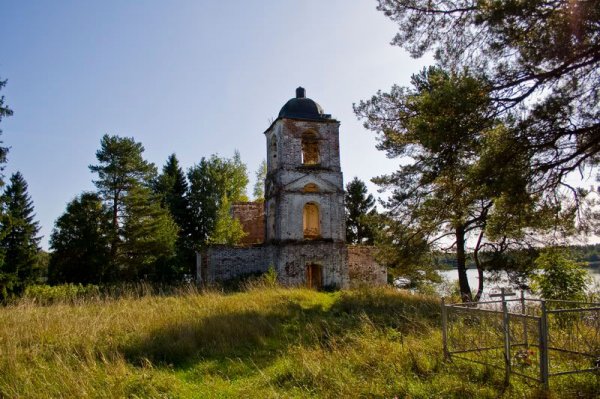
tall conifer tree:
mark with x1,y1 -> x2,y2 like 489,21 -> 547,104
48,193 -> 112,284
154,154 -> 193,273
0,172 -> 41,295
345,177 -> 376,245
120,185 -> 178,281
89,134 -> 156,265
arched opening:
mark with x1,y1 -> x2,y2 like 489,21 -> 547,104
303,202 -> 320,239
305,263 -> 322,289
301,131 -> 319,165
303,183 -> 319,193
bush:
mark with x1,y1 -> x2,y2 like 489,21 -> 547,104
531,249 -> 591,301
23,284 -> 100,305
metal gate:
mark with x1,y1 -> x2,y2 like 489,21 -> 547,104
441,290 -> 600,389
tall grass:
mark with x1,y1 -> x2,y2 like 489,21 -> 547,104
0,286 -> 597,398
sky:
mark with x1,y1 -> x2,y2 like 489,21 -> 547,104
1,0 -> 435,249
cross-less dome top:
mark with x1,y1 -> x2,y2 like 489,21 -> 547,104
278,87 -> 331,121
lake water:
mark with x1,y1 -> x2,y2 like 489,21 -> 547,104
438,268 -> 600,296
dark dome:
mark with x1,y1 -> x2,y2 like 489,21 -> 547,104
278,87 -> 329,120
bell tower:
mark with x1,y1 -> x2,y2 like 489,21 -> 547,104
264,87 -> 348,288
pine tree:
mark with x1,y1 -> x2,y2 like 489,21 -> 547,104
355,67 -> 568,301
0,172 -> 41,296
374,0 -> 600,206
345,177 -> 376,245
48,193 -> 112,284
89,134 -> 156,239
89,134 -> 157,269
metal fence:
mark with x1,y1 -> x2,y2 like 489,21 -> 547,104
441,290 -> 600,389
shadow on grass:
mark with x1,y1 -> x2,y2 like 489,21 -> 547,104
122,288 -> 441,370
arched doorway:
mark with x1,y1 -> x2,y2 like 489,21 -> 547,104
306,263 -> 322,289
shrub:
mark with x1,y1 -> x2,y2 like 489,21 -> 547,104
23,284 -> 100,305
531,249 -> 590,301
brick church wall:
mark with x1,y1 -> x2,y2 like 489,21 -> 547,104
231,202 -> 265,245
347,245 -> 387,287
204,245 -> 271,283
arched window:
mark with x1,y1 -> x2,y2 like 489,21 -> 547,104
301,131 -> 319,165
303,202 -> 320,238
303,183 -> 319,193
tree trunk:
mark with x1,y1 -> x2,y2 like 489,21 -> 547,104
473,229 -> 485,302
455,224 -> 472,302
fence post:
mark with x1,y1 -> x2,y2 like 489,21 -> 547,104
521,290 -> 528,348
501,289 -> 511,386
539,300 -> 550,390
441,297 -> 449,360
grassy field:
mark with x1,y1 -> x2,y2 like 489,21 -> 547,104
0,285 -> 598,398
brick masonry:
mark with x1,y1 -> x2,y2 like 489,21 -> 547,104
347,246 -> 387,287
203,245 -> 271,283
201,90 -> 386,289
231,202 -> 265,245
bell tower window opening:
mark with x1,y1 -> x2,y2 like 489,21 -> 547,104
303,202 -> 320,239
301,131 -> 319,165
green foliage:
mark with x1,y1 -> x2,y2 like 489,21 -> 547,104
376,0 -> 599,207
355,67 -> 504,300
369,212 -> 439,287
0,172 -> 41,298
89,134 -> 157,234
345,177 -> 376,244
356,65 -> 578,301
23,283 -> 100,305
120,185 -> 178,281
187,151 -> 249,247
252,159 -> 267,201
264,265 -> 278,286
153,154 -> 194,275
88,135 -> 180,281
532,249 -> 591,301
48,192 -> 112,284
207,195 -> 246,245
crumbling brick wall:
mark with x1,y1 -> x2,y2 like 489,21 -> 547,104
271,241 -> 349,288
204,246 -> 271,283
231,202 -> 265,245
347,245 -> 387,287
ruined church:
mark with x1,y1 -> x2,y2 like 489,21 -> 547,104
198,88 -> 386,288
